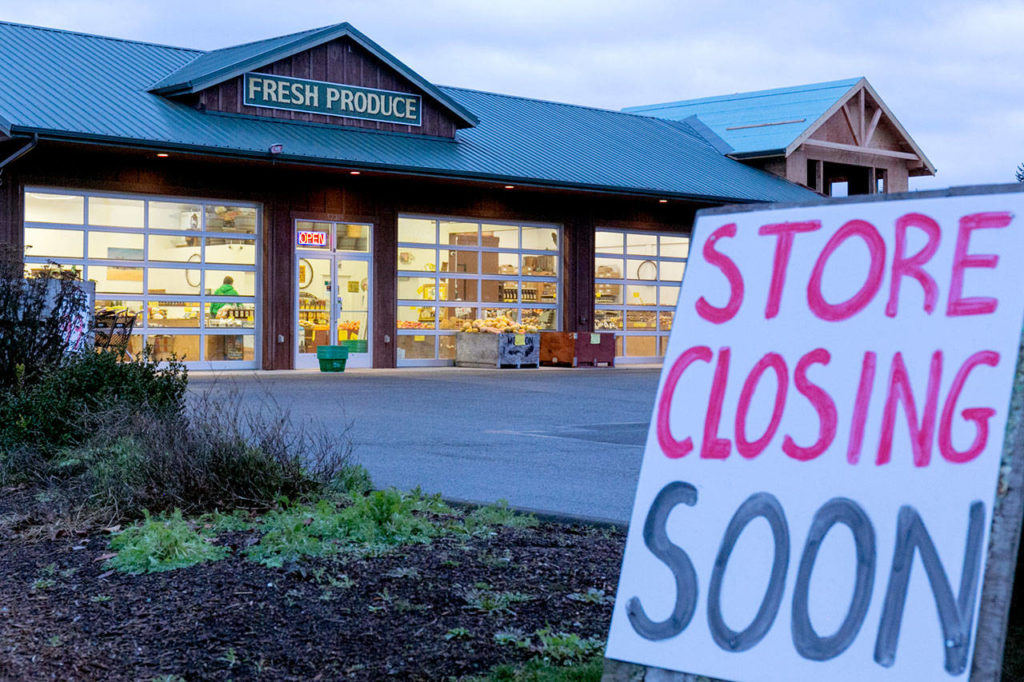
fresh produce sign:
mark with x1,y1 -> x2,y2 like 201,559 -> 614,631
606,186 -> 1024,681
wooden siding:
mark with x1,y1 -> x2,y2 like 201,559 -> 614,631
197,36 -> 460,139
10,142 -> 699,369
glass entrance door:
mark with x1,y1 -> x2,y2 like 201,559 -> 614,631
295,221 -> 372,369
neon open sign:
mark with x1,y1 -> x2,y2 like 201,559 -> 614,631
296,230 -> 327,248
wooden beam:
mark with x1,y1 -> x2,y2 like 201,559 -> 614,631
802,138 -> 921,160
865,108 -> 882,146
859,89 -> 865,144
841,104 -> 861,146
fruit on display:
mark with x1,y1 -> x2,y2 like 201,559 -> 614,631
397,321 -> 432,329
460,317 -> 538,334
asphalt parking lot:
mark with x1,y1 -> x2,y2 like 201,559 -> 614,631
190,366 -> 662,523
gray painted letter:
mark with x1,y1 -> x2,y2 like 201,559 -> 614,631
792,497 -> 876,660
626,481 -> 699,640
707,492 -> 790,652
874,502 -> 985,674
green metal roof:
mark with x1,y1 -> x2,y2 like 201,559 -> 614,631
0,20 -> 817,204
625,79 -> 863,157
149,22 -> 479,128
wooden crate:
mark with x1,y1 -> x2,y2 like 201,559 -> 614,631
540,332 -> 615,367
455,332 -> 540,368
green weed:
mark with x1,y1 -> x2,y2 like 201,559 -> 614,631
461,586 -> 533,614
466,499 -> 538,529
467,656 -> 604,681
106,510 -> 229,574
31,578 -> 56,591
445,627 -> 471,641
566,588 -> 613,605
532,628 -> 605,664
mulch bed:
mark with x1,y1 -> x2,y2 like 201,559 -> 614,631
0,489 -> 625,681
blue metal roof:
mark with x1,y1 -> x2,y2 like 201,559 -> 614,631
0,20 -> 817,204
149,22 -> 478,128
625,79 -> 862,157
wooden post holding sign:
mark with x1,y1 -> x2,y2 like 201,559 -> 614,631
604,185 -> 1024,681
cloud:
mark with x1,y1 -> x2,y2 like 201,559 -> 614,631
0,0 -> 1019,188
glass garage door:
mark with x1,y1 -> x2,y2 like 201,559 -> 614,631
594,229 -> 689,362
23,189 -> 260,369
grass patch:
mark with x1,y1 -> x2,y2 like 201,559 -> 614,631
106,510 -> 230,574
244,489 -> 447,567
462,586 -> 533,614
462,499 -> 538,536
467,655 -> 604,682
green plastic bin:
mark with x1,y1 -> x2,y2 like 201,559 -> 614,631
316,345 -> 349,372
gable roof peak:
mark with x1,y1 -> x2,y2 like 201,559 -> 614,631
148,22 -> 478,128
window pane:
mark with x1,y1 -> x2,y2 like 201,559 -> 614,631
398,306 -> 434,329
522,254 -> 557,277
496,281 -> 519,303
626,284 -> 657,305
441,220 -> 478,247
205,205 -> 257,233
439,335 -> 456,360
336,223 -> 370,252
441,278 -> 478,303
595,258 -> 623,279
482,308 -> 517,324
96,299 -> 143,320
481,252 -> 518,276
480,280 -> 503,303
439,307 -> 475,330
150,334 -> 200,362
627,233 -> 658,256
148,233 -> 201,262
397,276 -> 437,301
398,218 -> 436,244
625,336 -> 658,357
483,224 -> 518,249
149,201 -> 202,230
659,261 -> 685,282
148,300 -> 201,328
660,336 -> 671,357
444,250 -> 478,274
205,238 -> 257,265
89,197 -> 144,228
537,282 -> 558,303
88,232 -> 144,260
25,192 -> 84,225
627,259 -> 658,281
206,334 -> 255,361
206,270 -> 255,297
522,226 -> 558,251
660,311 -> 674,331
595,309 -> 622,330
295,221 -> 331,250
397,248 -> 437,272
397,334 -> 436,360
24,227 -> 83,258
521,308 -> 557,330
595,231 -> 623,255
148,267 -> 200,295
89,265 -> 143,294
660,235 -> 690,259
659,286 -> 680,307
627,310 -> 656,330
595,282 -> 622,304
206,302 -> 255,328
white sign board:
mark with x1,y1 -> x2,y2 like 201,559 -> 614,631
606,186 -> 1024,681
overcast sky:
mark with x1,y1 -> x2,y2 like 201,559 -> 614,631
0,0 -> 1020,191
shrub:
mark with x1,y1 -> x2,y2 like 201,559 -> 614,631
0,246 -> 89,389
106,510 -> 230,574
0,348 -> 187,453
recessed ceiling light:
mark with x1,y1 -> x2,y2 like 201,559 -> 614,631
156,153 -> 169,158
658,199 -> 668,203
504,185 -> 515,189
350,170 -> 361,175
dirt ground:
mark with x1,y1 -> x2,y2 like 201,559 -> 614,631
0,489 -> 625,681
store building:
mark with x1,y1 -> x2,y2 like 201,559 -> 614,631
0,20 -> 826,370
626,78 -> 935,196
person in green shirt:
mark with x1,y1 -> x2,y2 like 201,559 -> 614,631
209,275 -> 239,317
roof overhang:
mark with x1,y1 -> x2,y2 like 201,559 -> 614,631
12,126 -> 778,206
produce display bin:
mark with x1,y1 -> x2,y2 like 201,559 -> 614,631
540,332 -> 615,367
455,332 -> 540,368
315,345 -> 349,372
